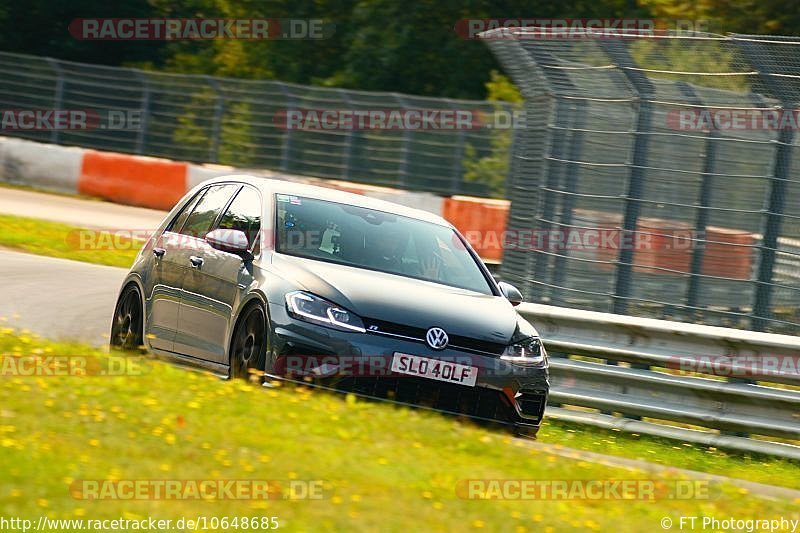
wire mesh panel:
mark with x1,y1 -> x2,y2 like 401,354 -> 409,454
486,29 -> 800,333
0,51 -> 510,197
0,53 -> 61,145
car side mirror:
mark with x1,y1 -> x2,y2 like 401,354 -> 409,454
498,281 -> 523,306
206,229 -> 252,259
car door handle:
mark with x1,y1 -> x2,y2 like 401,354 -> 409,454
189,256 -> 204,269
153,247 -> 166,258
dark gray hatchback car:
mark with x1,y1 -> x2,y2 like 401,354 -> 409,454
111,175 -> 549,435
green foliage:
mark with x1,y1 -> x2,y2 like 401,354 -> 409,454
3,0 -> 798,100
219,100 -> 258,167
629,39 -> 749,92
461,71 -> 522,198
640,0 -> 800,35
171,87 -> 218,161
484,70 -> 525,104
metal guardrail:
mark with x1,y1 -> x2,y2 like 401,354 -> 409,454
517,303 -> 800,460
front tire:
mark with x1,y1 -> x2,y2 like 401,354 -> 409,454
110,284 -> 144,351
514,424 -> 540,439
230,304 -> 267,381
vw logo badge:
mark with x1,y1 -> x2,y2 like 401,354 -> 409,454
426,327 -> 449,350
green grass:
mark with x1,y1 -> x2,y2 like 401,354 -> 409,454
0,331 -> 798,532
0,214 -> 140,268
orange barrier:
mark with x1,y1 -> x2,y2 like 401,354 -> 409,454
78,151 -> 188,210
702,227 -> 754,279
564,210 -> 754,280
575,209 -> 623,267
443,196 -> 509,263
634,218 -> 693,274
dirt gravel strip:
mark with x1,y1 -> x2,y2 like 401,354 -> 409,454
524,441 -> 800,502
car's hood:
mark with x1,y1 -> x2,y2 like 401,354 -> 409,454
272,254 -> 519,343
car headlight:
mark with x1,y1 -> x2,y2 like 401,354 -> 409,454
500,337 -> 547,366
285,291 -> 366,333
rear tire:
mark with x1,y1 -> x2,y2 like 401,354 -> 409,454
230,304 -> 267,381
110,284 -> 144,351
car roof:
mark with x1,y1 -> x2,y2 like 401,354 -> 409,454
203,174 -> 453,228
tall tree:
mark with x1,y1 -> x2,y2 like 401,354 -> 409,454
0,0 -> 167,66
640,0 -> 800,35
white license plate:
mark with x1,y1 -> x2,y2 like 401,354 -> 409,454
391,353 -> 478,387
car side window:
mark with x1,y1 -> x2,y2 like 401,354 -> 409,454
178,184 -> 239,238
217,186 -> 262,249
168,188 -> 207,233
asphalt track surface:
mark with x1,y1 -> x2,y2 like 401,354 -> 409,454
0,187 -> 165,229
1,186 -> 798,502
0,187 -> 162,343
0,250 -> 126,344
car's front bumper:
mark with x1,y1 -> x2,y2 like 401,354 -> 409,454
267,303 -> 549,433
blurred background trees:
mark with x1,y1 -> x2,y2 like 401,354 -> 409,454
3,0 -> 796,100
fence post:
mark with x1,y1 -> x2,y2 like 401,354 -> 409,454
532,96 -> 570,292
45,58 -> 64,145
511,47 -> 589,304
676,82 -> 718,315
498,96 -> 553,296
205,76 -> 225,163
338,88 -> 354,180
278,82 -> 294,173
133,70 -> 151,155
393,93 -> 411,189
445,98 -> 466,195
206,77 -> 224,163
753,125 -> 793,331
481,33 -> 555,293
505,107 -> 521,194
732,36 -> 795,331
599,41 -> 656,315
550,100 -> 587,306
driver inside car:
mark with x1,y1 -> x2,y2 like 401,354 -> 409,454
367,224 -> 409,272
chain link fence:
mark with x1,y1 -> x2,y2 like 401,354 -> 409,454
0,51 -> 511,197
486,29 -> 800,333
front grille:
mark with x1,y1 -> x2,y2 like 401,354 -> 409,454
363,318 -> 506,356
333,377 -> 517,424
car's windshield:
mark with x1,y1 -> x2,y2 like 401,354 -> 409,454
275,194 -> 493,295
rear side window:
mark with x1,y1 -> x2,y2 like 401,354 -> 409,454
217,186 -> 262,248
178,184 -> 239,238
